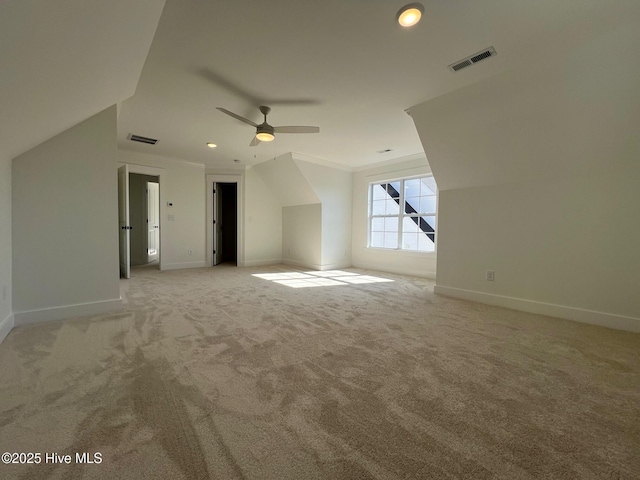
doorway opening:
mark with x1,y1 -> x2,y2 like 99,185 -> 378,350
130,173 -> 160,268
214,182 -> 237,265
206,174 -> 243,268
118,164 -> 164,279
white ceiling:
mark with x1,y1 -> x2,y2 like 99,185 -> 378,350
120,0 -> 622,170
0,0 -> 164,161
4,1 -> 636,171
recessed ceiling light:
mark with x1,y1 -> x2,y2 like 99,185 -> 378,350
206,142 -> 217,148
396,3 -> 424,27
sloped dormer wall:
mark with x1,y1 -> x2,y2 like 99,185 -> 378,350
410,25 -> 640,331
253,153 -> 352,270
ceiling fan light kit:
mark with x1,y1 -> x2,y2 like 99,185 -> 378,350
256,131 -> 274,142
397,3 -> 424,27
217,105 -> 319,146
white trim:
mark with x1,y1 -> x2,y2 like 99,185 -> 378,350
162,261 -> 208,271
238,258 -> 282,267
282,259 -> 351,271
433,285 -> 640,333
291,152 -> 354,172
13,298 -> 122,327
206,174 -> 244,268
354,152 -> 428,172
123,163 -> 165,271
118,149 -> 205,169
352,260 -> 436,280
0,313 -> 14,344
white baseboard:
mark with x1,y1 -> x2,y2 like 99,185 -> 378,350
13,298 -> 123,327
0,313 -> 14,344
282,258 -> 320,270
161,261 -> 207,271
434,285 -> 640,333
238,258 -> 282,267
351,261 -> 436,280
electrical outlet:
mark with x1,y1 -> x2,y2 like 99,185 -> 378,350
486,270 -> 495,281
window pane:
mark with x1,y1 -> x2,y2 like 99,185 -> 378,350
371,217 -> 385,231
384,217 -> 399,232
418,232 -> 435,252
369,176 -> 436,253
419,196 -> 436,214
385,198 -> 399,215
384,232 -> 398,249
372,184 -> 387,200
404,179 -> 421,199
389,181 -> 401,198
371,199 -> 385,215
421,177 -> 437,195
371,232 -> 385,248
422,215 -> 436,231
403,232 -> 419,250
402,216 -> 419,233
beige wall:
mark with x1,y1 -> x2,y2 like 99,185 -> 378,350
12,106 -> 121,324
243,168 -> 282,266
0,153 -> 12,341
410,24 -> 640,331
118,150 -> 206,271
282,204 -> 322,269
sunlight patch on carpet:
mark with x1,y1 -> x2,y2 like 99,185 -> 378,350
252,270 -> 394,288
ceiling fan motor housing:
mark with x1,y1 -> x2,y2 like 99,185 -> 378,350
257,123 -> 274,136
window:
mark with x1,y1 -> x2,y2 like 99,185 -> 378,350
368,175 -> 437,252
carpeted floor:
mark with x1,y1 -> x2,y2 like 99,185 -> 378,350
0,264 -> 638,479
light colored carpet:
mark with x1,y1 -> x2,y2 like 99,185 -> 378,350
0,264 -> 638,479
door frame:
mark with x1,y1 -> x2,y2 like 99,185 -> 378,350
206,174 -> 243,267
122,163 -> 165,270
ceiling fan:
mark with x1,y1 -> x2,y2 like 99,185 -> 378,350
216,105 -> 319,146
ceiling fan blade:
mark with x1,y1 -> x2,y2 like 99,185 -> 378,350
273,126 -> 320,134
249,136 -> 260,147
216,107 -> 258,127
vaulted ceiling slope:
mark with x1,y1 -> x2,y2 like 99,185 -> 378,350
117,0 -> 639,170
0,0 -> 165,161
410,10 -> 640,190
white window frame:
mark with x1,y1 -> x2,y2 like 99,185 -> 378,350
367,175 -> 437,253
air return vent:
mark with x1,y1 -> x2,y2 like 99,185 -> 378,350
128,134 -> 158,145
448,46 -> 497,72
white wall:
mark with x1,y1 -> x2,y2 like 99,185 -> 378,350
351,157 -> 436,279
252,153 -> 319,206
295,157 -> 352,269
0,153 -> 13,342
410,23 -> 640,331
118,150 -> 206,271
243,168 -> 282,266
282,204 -> 322,269
12,106 -> 121,325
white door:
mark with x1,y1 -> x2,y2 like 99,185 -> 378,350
213,184 -> 222,265
147,181 -> 159,262
118,165 -> 131,279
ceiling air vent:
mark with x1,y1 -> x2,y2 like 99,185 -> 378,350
448,46 -> 497,73
128,134 -> 158,145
